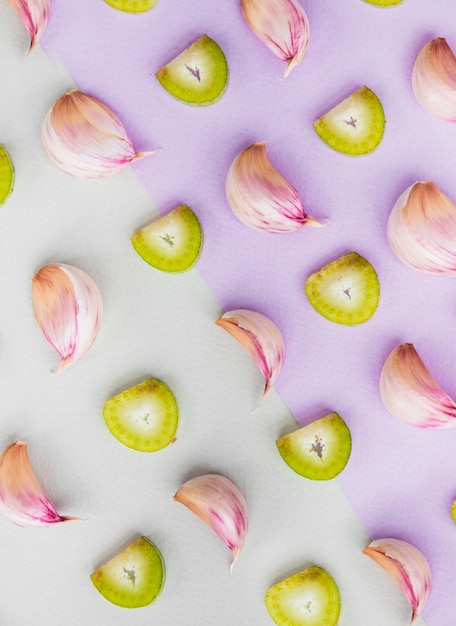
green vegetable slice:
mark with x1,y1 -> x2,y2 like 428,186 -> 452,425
103,378 -> 178,452
90,536 -> 165,608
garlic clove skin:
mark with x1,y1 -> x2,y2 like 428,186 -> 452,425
241,0 -> 310,77
363,538 -> 432,625
6,0 -> 50,53
216,308 -> 285,402
412,37 -> 456,121
42,90 -> 154,178
226,142 -> 321,233
0,441 -> 78,527
32,263 -> 103,372
387,181 -> 456,275
380,343 -> 456,428
174,474 -> 248,573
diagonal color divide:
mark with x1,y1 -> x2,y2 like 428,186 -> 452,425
41,1 -> 456,624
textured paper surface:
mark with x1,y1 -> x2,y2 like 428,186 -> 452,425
40,1 -> 456,624
1,0 -> 455,624
1,4 -> 425,626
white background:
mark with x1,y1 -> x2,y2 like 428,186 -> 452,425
0,4 -> 425,625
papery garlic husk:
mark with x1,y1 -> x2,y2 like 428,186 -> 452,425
226,142 -> 321,233
412,37 -> 456,121
174,474 -> 248,573
42,90 -> 153,178
0,441 -> 78,527
380,343 -> 456,428
241,0 -> 310,77
6,0 -> 50,52
387,181 -> 456,275
32,263 -> 103,372
363,538 -> 432,624
216,308 -> 285,402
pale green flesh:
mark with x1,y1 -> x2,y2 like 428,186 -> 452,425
363,0 -> 403,5
451,501 -> 456,524
265,566 -> 341,626
313,86 -> 385,155
103,379 -> 178,452
277,413 -> 352,480
90,537 -> 165,608
131,205 -> 203,272
305,252 -> 380,325
0,145 -> 14,205
156,34 -> 228,105
103,0 -> 158,13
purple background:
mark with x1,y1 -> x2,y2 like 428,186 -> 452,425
42,1 -> 456,623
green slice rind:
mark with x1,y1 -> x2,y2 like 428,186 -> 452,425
155,34 -> 228,106
313,86 -> 385,156
131,204 -> 203,273
103,378 -> 178,452
277,412 -> 352,481
305,252 -> 380,325
265,566 -> 341,626
363,0 -> 403,5
0,145 -> 14,205
451,500 -> 456,525
90,536 -> 165,608
103,0 -> 158,13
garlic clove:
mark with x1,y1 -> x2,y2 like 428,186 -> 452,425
241,0 -> 310,77
387,181 -> 456,275
380,342 -> 456,428
0,441 -> 78,527
32,263 -> 103,372
226,142 -> 321,233
6,0 -> 50,53
412,37 -> 456,121
42,89 -> 154,178
216,308 -> 285,403
363,538 -> 432,624
174,474 -> 248,573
